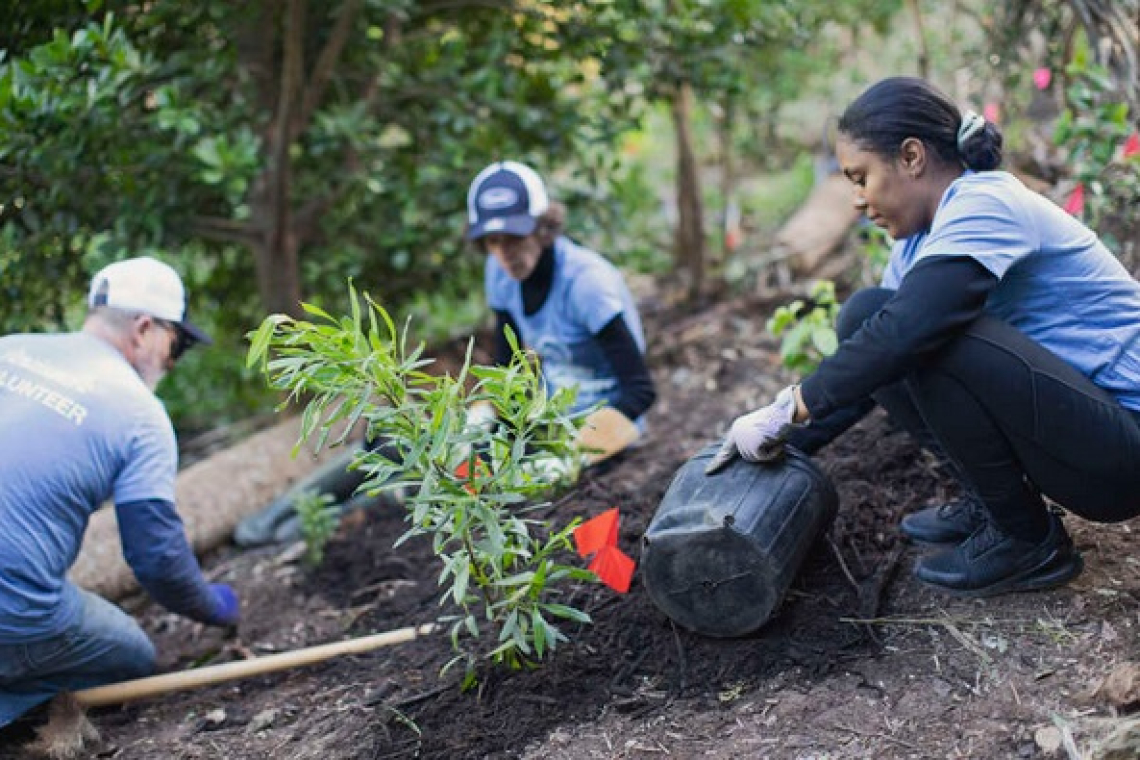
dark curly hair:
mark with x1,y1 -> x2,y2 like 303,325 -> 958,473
838,76 -> 1003,171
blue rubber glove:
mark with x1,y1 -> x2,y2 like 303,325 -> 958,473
208,583 -> 241,626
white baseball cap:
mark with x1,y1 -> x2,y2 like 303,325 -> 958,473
88,257 -> 211,346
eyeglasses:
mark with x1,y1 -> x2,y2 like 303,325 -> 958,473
155,319 -> 189,362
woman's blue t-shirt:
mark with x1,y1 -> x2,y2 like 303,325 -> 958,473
485,236 -> 647,420
882,171 -> 1140,412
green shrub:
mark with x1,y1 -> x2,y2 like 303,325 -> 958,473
857,225 -> 892,284
248,284 -> 596,687
1053,52 -> 1139,247
767,280 -> 839,375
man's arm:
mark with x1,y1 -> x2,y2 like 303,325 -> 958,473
116,498 -> 237,626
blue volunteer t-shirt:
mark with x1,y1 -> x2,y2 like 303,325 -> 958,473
485,236 -> 647,420
881,171 -> 1140,412
0,333 -> 177,642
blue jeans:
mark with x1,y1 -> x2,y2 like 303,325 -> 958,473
0,587 -> 155,727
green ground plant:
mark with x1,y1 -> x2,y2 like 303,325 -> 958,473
767,280 -> 840,374
293,489 -> 339,567
247,285 -> 596,688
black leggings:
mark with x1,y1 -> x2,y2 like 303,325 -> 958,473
800,287 -> 1140,536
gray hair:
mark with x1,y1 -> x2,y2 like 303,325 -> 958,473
88,305 -> 145,335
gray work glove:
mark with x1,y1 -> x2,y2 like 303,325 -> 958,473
705,385 -> 799,475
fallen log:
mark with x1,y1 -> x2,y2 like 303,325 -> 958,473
68,415 -> 353,601
773,173 -> 862,277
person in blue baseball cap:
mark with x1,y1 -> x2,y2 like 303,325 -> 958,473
235,161 -> 660,547
466,161 -> 657,463
0,257 -> 240,729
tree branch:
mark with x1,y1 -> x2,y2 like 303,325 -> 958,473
295,0 -> 365,141
188,215 -> 261,246
293,187 -> 351,245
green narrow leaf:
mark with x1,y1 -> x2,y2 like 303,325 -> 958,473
246,317 -> 279,368
811,327 -> 838,356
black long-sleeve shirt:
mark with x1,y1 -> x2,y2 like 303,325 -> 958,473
801,256 -> 998,420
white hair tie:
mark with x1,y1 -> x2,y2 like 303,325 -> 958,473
957,110 -> 985,150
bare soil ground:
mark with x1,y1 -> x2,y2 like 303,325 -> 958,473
2,279 -> 1138,760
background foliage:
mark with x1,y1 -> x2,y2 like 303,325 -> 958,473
2,0 -> 1136,433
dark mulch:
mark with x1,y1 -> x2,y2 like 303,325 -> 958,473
3,285 -> 1135,760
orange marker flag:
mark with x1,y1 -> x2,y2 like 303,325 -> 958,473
573,507 -> 619,556
454,457 -> 489,495
573,508 -> 635,594
589,546 -> 635,594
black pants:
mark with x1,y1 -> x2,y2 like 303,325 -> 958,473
789,287 -> 1140,538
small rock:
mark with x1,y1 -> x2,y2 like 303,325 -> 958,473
248,709 -> 278,733
1094,662 -> 1140,708
189,708 -> 228,735
1034,726 -> 1062,755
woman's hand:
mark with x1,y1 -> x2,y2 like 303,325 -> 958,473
705,386 -> 799,475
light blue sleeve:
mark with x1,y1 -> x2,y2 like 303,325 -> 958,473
484,256 -> 504,310
570,266 -> 626,335
917,185 -> 1038,279
113,405 -> 177,505
880,239 -> 910,289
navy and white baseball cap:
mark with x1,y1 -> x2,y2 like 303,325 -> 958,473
466,161 -> 550,240
88,257 -> 212,346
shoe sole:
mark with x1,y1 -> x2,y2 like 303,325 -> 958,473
917,551 -> 1084,599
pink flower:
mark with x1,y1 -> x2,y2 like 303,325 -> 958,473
1033,68 -> 1052,90
1124,132 -> 1140,159
983,102 -> 1000,124
1062,183 -> 1085,217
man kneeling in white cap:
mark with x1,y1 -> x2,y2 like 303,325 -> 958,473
0,257 -> 240,729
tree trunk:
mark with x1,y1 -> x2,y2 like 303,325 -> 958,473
262,0 -> 305,317
671,81 -> 705,302
236,0 -> 364,317
907,0 -> 930,79
237,0 -> 303,317
717,94 -> 739,263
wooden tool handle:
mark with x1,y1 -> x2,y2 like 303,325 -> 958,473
74,623 -> 435,708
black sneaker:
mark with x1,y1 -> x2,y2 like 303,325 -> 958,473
900,497 -> 986,544
914,513 -> 1083,598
